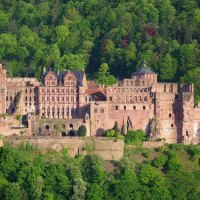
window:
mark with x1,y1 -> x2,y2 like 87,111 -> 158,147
25,97 -> 28,101
133,106 -> 136,110
52,97 -> 54,101
175,94 -> 178,99
30,89 -> 32,93
6,96 -> 8,101
164,84 -> 167,92
52,89 -> 55,93
115,106 -> 118,110
143,106 -> 146,110
169,113 -> 172,117
124,106 -> 126,110
42,97 -> 44,101
57,97 -> 59,101
169,84 -> 173,93
171,124 -> 174,128
109,96 -> 112,101
47,97 -> 49,101
30,97 -> 31,101
10,96 -> 12,101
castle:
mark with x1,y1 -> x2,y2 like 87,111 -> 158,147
1,62 -> 200,144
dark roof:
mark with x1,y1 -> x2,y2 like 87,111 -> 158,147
42,69 -> 85,86
133,61 -> 156,75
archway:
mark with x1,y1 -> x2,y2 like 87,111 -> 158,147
69,123 -> 73,129
68,130 -> 75,136
45,125 -> 49,130
61,131 -> 67,137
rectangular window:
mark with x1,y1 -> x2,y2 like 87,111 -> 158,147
133,106 -> 136,110
124,106 -> 126,110
115,106 -> 118,110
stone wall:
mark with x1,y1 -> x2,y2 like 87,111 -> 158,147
29,116 -> 91,137
5,136 -> 124,160
0,115 -> 28,136
142,141 -> 165,148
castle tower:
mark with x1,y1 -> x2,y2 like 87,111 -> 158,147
0,64 -> 7,114
180,83 -> 195,144
131,60 -> 158,88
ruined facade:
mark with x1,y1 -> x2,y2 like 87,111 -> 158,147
0,62 -> 200,144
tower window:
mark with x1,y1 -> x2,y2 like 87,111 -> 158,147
171,124 -> 174,128
169,113 -> 172,117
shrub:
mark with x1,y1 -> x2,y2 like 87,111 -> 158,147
142,150 -> 150,158
154,155 -> 168,168
125,130 -> 146,143
77,125 -> 87,137
103,129 -> 115,137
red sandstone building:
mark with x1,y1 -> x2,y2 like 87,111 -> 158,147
1,62 -> 200,144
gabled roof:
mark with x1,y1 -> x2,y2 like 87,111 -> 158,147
42,69 -> 85,86
133,61 -> 156,75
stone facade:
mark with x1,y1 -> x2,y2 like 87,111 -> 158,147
0,62 -> 200,144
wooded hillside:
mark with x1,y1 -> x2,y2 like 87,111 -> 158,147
0,0 -> 200,99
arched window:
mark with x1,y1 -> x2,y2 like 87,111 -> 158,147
164,84 -> 167,92
45,125 -> 49,130
169,84 -> 173,93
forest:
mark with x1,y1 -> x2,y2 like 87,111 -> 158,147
1,142 -> 200,200
0,0 -> 200,100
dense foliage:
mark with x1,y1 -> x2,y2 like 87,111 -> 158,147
0,0 -> 200,95
1,144 -> 200,199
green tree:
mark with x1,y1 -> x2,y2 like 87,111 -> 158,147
77,125 -> 87,137
125,130 -> 147,143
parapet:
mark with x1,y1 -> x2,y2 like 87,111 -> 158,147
180,83 -> 194,93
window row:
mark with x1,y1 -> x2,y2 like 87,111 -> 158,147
109,96 -> 148,102
25,96 -> 36,101
42,96 -> 77,102
41,88 -> 77,93
107,87 -> 149,93
45,81 -> 76,86
94,108 -> 105,113
114,105 -> 146,111
25,88 -> 37,93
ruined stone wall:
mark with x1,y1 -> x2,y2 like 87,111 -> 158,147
181,92 -> 195,144
154,92 -> 182,143
107,102 -> 152,134
29,116 -> 91,137
6,78 -> 39,115
0,64 -> 7,114
5,137 -> 124,160
0,115 -> 28,136
90,100 -> 153,136
90,101 -> 109,136
193,105 -> 200,144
